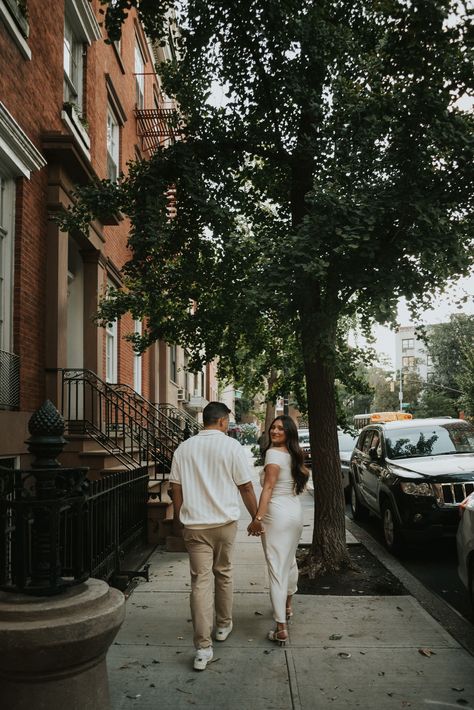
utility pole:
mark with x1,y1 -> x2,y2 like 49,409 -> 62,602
399,367 -> 403,412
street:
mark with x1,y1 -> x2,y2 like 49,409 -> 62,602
345,503 -> 474,626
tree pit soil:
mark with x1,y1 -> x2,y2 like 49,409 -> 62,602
296,543 -> 408,596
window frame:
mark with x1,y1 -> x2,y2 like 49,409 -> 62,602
134,38 -> 145,109
0,171 -> 15,352
106,106 -> 120,182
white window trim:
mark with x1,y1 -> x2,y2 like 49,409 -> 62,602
135,40 -> 145,109
0,101 -> 46,178
106,319 -> 118,383
66,0 -> 102,45
107,107 -> 120,181
0,172 -> 15,352
133,320 -> 142,394
61,107 -> 91,153
0,0 -> 31,59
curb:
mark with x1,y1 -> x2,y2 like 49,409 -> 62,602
345,515 -> 474,657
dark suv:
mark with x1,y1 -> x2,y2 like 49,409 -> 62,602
350,418 -> 474,554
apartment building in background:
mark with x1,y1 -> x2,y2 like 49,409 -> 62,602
0,0 -> 214,473
395,325 -> 435,382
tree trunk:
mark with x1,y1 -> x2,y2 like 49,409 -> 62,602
301,320 -> 351,576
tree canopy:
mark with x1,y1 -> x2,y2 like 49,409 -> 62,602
66,0 -> 474,571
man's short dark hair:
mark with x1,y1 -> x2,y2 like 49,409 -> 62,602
203,401 -> 231,425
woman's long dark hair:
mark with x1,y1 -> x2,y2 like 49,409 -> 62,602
265,415 -> 309,494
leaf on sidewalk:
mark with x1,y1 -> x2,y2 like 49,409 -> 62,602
338,652 -> 351,659
418,648 -> 436,657
329,634 -> 343,640
254,611 -> 263,615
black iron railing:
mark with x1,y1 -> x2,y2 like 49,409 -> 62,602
85,467 -> 149,582
0,349 -> 19,410
58,369 -> 179,482
156,402 -> 202,437
109,383 -> 190,450
0,401 -> 150,595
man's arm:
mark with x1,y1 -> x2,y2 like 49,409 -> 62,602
237,481 -> 263,535
170,482 -> 183,523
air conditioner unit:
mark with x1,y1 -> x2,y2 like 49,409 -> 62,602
177,388 -> 186,402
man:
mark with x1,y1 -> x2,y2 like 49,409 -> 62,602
170,401 -> 263,671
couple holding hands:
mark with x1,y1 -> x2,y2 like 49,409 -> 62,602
170,401 -> 309,671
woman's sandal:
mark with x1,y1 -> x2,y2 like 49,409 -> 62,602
286,607 -> 293,621
268,627 -> 289,646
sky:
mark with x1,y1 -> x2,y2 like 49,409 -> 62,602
366,273 -> 474,368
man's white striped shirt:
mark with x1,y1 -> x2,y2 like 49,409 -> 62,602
169,429 -> 253,528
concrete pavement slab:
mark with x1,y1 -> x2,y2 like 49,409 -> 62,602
108,644 -> 292,710
286,595 -> 459,649
291,647 -> 474,709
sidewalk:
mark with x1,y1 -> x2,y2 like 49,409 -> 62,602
108,492 -> 474,710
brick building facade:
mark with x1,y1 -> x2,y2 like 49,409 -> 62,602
0,0 -> 216,466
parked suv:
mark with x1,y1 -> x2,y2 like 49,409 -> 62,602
350,418 -> 474,554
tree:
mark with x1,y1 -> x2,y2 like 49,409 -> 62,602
63,1 -> 474,574
368,367 -> 399,412
412,390 -> 459,418
426,315 -> 474,412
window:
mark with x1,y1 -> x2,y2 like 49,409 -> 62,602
106,320 -> 117,383
0,172 -> 14,352
402,338 -> 414,350
135,39 -> 145,108
63,12 -> 84,110
107,108 -> 120,181
62,1 -> 101,127
169,344 -> 177,382
0,0 -> 31,59
402,356 -> 415,368
133,320 -> 142,395
361,430 -> 375,454
105,279 -> 118,383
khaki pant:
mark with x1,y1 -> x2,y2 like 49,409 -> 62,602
183,521 -> 238,649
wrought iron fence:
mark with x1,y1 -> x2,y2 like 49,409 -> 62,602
0,466 -> 149,593
0,349 -> 19,410
0,401 -> 150,595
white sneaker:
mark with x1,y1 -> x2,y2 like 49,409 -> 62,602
215,621 -> 233,642
194,646 -> 213,671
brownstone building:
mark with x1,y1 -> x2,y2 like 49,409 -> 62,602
0,0 -> 216,477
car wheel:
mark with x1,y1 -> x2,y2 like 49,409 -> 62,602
381,499 -> 404,555
350,475 -> 369,521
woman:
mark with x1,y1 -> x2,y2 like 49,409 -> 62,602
248,415 -> 309,645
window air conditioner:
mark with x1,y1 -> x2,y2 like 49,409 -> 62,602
177,388 -> 187,402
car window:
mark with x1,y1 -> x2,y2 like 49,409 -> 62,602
361,431 -> 375,453
385,422 -> 474,459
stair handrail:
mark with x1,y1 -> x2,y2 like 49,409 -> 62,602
156,402 -> 202,435
57,368 -> 176,476
108,383 -> 187,445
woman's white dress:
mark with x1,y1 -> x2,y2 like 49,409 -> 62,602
260,448 -> 304,623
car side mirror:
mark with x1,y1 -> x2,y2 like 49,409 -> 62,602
369,447 -> 379,461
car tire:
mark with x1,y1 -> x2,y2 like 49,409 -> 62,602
381,499 -> 404,555
350,474 -> 369,521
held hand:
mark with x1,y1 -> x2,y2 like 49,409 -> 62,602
247,519 -> 264,536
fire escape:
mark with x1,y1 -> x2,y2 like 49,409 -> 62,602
134,104 -> 182,157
